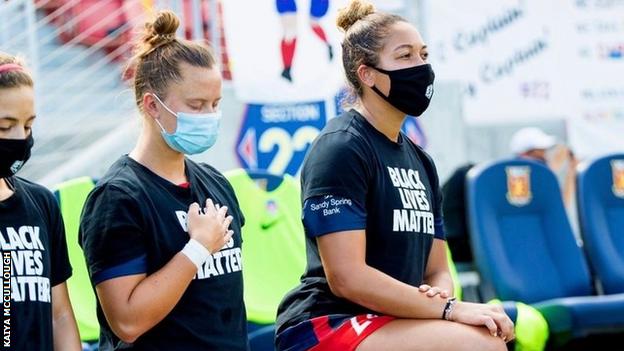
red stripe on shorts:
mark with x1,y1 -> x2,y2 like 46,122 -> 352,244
309,314 -> 394,351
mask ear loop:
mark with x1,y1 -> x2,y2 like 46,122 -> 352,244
368,66 -> 393,101
5,177 -> 15,191
150,94 -> 178,134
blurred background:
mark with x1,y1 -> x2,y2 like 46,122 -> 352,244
3,0 -> 621,187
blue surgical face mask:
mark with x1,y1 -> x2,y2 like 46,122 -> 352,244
152,94 -> 222,155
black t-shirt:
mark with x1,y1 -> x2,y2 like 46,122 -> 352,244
276,109 -> 445,333
0,177 -> 72,351
79,156 -> 248,351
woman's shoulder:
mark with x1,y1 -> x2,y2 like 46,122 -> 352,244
84,168 -> 143,210
320,110 -> 368,142
12,176 -> 57,206
311,119 -> 371,162
95,156 -> 145,194
10,177 -> 61,226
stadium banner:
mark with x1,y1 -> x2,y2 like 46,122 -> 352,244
423,0 -> 567,124
371,0 -> 406,12
560,0 -> 624,157
236,101 -> 326,176
221,0 -> 347,103
424,0 -> 624,156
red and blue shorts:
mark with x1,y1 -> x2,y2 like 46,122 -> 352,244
276,0 -> 330,17
276,314 -> 394,351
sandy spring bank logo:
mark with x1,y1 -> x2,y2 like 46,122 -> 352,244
506,166 -> 532,206
611,160 -> 624,198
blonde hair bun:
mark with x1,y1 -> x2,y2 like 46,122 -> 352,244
150,10 -> 180,37
139,10 -> 180,58
337,0 -> 376,32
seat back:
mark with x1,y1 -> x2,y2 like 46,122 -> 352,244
577,153 -> 624,294
467,159 -> 593,303
225,169 -> 306,325
53,177 -> 99,342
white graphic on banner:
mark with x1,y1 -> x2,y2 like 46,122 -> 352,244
221,0 -> 347,103
425,0 -> 567,123
425,0 -> 624,156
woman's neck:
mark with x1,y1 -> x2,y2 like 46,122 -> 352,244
357,92 -> 405,142
0,178 -> 14,202
129,128 -> 188,185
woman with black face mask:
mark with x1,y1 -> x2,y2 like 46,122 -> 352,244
275,1 -> 514,350
0,52 -> 81,351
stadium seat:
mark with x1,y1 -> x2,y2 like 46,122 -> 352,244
53,177 -> 99,343
577,153 -> 624,295
450,243 -> 549,351
467,159 -> 624,345
225,169 -> 307,351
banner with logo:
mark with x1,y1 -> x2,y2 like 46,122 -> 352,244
223,0 -> 350,174
221,0 -> 347,103
236,101 -> 325,176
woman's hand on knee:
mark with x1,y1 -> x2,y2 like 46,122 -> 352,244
448,301 -> 515,343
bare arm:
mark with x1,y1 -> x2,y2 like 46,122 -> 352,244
318,230 -> 515,340
318,230 -> 448,319
420,239 -> 454,297
95,201 -> 233,343
52,283 -> 81,351
95,253 -> 197,343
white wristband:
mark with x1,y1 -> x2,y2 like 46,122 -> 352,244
181,238 -> 211,270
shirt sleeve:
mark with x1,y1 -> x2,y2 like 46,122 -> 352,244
433,189 -> 446,240
302,195 -> 367,238
79,184 -> 147,285
46,192 -> 73,287
301,131 -> 371,208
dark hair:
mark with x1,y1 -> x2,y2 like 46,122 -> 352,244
0,52 -> 33,89
129,10 -> 217,111
337,0 -> 404,96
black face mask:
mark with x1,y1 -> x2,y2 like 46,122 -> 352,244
371,63 -> 435,117
0,134 -> 34,178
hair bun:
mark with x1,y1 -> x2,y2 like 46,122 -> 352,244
337,0 -> 376,32
140,10 -> 180,58
151,10 -> 179,37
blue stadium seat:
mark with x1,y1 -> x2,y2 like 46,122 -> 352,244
577,153 -> 624,295
467,159 -> 624,344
